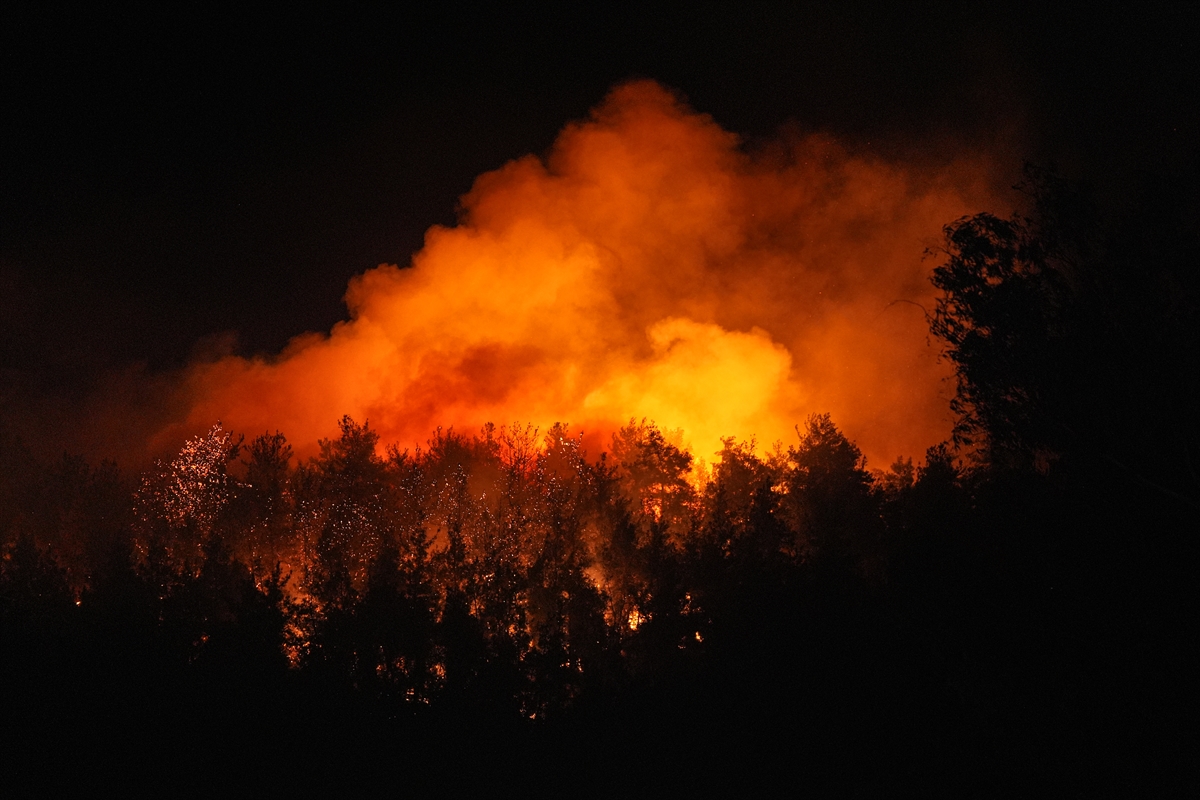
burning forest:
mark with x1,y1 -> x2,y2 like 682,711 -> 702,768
1,47 -> 1196,795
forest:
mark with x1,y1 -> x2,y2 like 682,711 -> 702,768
1,171 -> 1196,793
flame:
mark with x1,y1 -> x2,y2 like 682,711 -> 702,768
158,80 -> 998,465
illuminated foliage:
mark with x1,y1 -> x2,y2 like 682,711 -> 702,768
138,424 -> 241,535
608,419 -> 695,547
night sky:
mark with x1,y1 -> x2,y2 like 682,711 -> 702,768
2,5 -> 1197,452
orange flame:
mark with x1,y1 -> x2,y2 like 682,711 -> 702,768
159,81 -> 998,466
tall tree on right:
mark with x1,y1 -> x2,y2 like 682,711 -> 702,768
930,166 -> 1199,505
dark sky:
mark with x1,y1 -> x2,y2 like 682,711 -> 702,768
2,5 -> 1197,421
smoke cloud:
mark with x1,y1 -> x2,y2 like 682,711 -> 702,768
157,81 -> 998,467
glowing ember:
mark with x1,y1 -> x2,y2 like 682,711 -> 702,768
628,608 -> 646,630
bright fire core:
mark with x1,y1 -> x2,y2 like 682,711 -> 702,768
159,81 -> 997,467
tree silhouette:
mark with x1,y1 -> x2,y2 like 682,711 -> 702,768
930,166 -> 1199,505
226,431 -> 295,579
296,416 -> 394,593
781,414 -> 882,579
930,202 -> 1070,465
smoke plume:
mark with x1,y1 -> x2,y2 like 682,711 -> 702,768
158,81 -> 998,467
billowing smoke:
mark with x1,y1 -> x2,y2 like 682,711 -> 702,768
156,81 -> 998,467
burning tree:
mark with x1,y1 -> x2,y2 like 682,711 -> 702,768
135,424 -> 241,572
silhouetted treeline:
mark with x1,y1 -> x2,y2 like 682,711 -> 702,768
1,169 -> 1195,793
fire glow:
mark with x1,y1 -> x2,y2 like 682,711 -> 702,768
158,81 -> 996,466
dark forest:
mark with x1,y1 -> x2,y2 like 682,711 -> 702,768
2,169 -> 1196,793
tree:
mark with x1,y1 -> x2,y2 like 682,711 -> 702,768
135,424 -> 242,572
780,414 -> 882,578
701,437 -> 790,567
929,201 -> 1070,464
305,416 -> 390,588
930,166 -> 1200,504
608,419 -> 695,547
244,432 -> 292,513
230,431 -> 295,578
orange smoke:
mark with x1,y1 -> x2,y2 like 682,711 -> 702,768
160,81 -> 998,467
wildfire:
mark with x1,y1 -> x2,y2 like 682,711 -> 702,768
156,80 -> 998,467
